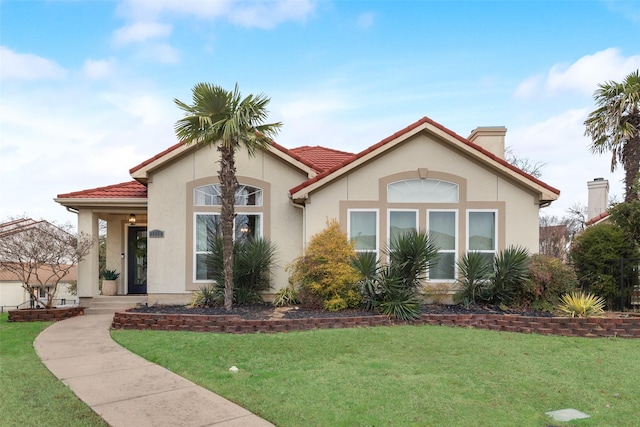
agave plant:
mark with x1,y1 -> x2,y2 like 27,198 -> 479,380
453,251 -> 492,304
206,237 -> 277,305
558,292 -> 606,318
272,286 -> 299,307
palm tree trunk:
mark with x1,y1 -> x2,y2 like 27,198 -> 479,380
622,135 -> 640,202
219,145 -> 238,311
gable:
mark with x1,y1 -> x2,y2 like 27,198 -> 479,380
290,116 -> 560,205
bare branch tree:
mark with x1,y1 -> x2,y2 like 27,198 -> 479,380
0,218 -> 93,308
505,146 -> 546,179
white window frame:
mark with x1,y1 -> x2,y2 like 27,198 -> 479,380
387,209 -> 419,244
427,209 -> 458,281
466,209 -> 498,261
193,212 -> 263,282
348,209 -> 379,255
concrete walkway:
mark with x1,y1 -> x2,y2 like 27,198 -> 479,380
34,313 -> 274,427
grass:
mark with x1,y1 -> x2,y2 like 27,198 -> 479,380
0,313 -> 108,427
111,324 -> 640,427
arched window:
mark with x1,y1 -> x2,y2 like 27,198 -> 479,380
387,179 -> 458,203
194,184 -> 263,206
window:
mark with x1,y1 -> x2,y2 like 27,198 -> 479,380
388,210 -> 417,243
468,210 -> 497,265
428,210 -> 457,280
388,179 -> 458,203
194,184 -> 263,206
349,210 -> 378,253
194,213 -> 262,281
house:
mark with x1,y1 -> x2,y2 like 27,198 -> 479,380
55,116 -> 560,306
0,219 -> 78,309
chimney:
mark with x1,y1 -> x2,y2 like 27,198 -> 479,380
468,126 -> 507,159
587,178 -> 609,220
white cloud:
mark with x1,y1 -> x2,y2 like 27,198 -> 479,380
116,0 -> 316,29
0,46 -> 66,81
509,108 -> 625,218
82,58 -> 116,80
142,43 -> 180,64
515,48 -> 640,99
112,21 -> 172,45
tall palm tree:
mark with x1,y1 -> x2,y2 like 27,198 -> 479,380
174,83 -> 281,310
585,70 -> 640,202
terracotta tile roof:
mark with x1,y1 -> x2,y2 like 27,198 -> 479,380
585,211 -> 609,226
0,263 -> 77,283
290,116 -> 562,197
57,181 -> 147,199
289,146 -> 355,172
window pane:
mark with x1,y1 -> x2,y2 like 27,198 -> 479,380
429,211 -> 455,250
196,215 -> 220,251
195,184 -> 262,206
430,253 -> 455,280
389,211 -> 416,242
388,179 -> 458,203
196,254 -> 212,281
350,211 -> 377,251
469,211 -> 496,250
235,214 -> 261,242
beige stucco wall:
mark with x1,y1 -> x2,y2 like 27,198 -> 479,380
145,146 -> 307,296
304,133 -> 541,258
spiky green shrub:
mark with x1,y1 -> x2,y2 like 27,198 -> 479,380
288,220 -> 361,311
514,254 -> 578,312
189,285 -> 218,307
453,251 -> 492,304
272,286 -> 299,307
207,237 -> 277,305
558,292 -> 606,318
454,246 -> 530,306
352,230 -> 439,320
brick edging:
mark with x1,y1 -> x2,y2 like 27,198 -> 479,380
7,306 -> 85,322
112,311 -> 640,338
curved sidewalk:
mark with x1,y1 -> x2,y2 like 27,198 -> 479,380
34,313 -> 274,427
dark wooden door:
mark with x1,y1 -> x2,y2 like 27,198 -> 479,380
127,226 -> 147,294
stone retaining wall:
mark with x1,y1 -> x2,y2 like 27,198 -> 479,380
112,311 -> 640,338
8,306 -> 85,322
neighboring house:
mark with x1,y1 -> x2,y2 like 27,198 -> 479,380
0,219 -> 78,309
55,116 -> 560,305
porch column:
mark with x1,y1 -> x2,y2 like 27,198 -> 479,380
77,209 -> 100,304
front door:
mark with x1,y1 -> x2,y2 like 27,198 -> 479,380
128,226 -> 147,294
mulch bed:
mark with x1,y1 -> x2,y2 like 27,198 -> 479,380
129,303 -> 554,320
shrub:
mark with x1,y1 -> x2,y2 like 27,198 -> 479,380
288,220 -> 361,311
558,291 -> 606,318
515,254 -> 577,312
272,286 -> 299,307
206,237 -> 277,305
454,246 -> 530,306
189,285 -> 218,307
570,222 -> 639,309
422,283 -> 451,305
352,230 -> 439,320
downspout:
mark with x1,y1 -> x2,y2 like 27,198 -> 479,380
66,207 -> 79,215
289,195 -> 307,255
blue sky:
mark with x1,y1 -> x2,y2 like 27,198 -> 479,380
1,0 -> 639,226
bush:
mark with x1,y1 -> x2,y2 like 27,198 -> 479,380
558,291 -> 606,318
189,285 -> 218,307
515,254 -> 577,312
272,286 -> 299,307
206,237 -> 277,305
352,230 -> 439,320
454,246 -> 530,306
288,219 -> 361,311
570,223 -> 639,309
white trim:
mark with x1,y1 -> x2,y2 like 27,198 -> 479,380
427,209 -> 458,281
347,209 -> 379,254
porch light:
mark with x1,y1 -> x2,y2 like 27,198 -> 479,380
128,214 -> 136,225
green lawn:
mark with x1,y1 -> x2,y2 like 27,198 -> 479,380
0,313 -> 108,427
111,324 -> 640,427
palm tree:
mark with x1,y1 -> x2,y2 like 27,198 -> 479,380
174,83 -> 281,310
585,70 -> 640,202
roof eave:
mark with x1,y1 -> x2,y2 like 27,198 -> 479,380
54,197 -> 148,210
